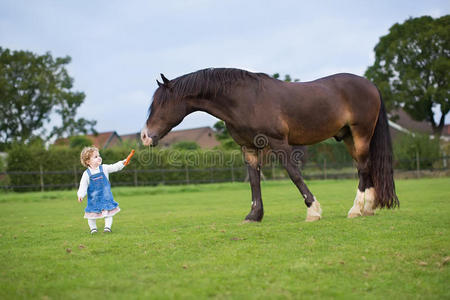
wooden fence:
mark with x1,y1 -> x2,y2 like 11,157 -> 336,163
1,155 -> 448,191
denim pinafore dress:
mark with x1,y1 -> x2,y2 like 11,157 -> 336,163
84,165 -> 120,219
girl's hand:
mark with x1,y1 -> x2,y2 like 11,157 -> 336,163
123,149 -> 135,166
78,196 -> 83,203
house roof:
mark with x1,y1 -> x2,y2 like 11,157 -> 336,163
389,109 -> 431,141
389,109 -> 433,135
54,131 -> 122,149
121,127 -> 220,149
388,109 -> 450,141
159,127 -> 220,148
120,133 -> 140,144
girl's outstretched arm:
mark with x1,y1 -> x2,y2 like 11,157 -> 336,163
103,160 -> 126,175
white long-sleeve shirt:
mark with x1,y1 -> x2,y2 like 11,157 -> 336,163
77,161 -> 125,198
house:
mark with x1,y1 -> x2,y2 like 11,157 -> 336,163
443,124 -> 450,136
388,109 -> 450,141
54,127 -> 220,149
159,127 -> 220,148
54,131 -> 122,149
121,127 -> 220,149
119,132 -> 141,147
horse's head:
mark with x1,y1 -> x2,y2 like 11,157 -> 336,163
141,74 -> 189,146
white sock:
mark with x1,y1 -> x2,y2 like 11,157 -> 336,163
105,216 -> 113,229
88,219 -> 97,230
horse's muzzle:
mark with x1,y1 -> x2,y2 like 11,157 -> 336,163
140,128 -> 158,146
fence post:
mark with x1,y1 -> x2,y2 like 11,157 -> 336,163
134,168 -> 138,186
73,166 -> 78,188
272,163 -> 275,180
210,168 -> 213,183
40,164 -> 44,192
323,158 -> 327,180
231,165 -> 235,182
416,150 -> 421,178
185,166 -> 190,184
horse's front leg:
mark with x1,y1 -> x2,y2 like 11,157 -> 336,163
273,142 -> 322,222
243,150 -> 264,222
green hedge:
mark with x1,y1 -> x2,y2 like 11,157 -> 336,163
101,147 -> 246,186
2,140 -> 364,191
6,145 -> 247,191
6,135 -> 443,191
393,132 -> 441,170
307,139 -> 353,167
7,144 -> 80,190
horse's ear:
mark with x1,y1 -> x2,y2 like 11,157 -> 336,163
156,80 -> 163,87
161,73 -> 170,85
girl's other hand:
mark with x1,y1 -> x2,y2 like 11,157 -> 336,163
78,197 -> 83,203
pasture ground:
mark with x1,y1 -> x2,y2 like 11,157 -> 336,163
0,178 -> 449,299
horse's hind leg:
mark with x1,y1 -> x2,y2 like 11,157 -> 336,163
348,163 -> 372,218
362,187 -> 376,216
343,132 -> 374,218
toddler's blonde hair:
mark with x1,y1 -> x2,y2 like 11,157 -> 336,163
80,146 -> 99,168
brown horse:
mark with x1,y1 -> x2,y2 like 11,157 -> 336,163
141,68 -> 399,222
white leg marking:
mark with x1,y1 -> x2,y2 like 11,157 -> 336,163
306,197 -> 322,222
348,189 -> 364,218
363,187 -> 376,216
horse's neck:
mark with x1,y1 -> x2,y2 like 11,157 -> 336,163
187,96 -> 235,123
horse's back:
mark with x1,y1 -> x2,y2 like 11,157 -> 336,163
288,73 -> 380,118
312,73 -> 378,96
274,73 -> 381,145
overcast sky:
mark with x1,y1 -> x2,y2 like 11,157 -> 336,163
1,0 -> 449,135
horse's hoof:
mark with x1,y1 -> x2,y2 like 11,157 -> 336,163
363,211 -> 375,216
347,213 -> 362,218
245,211 -> 263,222
244,215 -> 262,222
306,200 -> 322,222
242,219 -> 258,224
305,215 -> 320,222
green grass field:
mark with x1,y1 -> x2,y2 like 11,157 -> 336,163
1,178 -> 449,299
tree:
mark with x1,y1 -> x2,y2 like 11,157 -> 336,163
0,47 -> 96,149
69,135 -> 93,149
213,120 -> 239,150
272,73 -> 300,82
365,15 -> 449,135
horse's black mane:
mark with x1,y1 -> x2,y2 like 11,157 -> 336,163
153,68 -> 272,104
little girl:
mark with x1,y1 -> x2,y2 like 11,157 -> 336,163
77,146 -> 128,234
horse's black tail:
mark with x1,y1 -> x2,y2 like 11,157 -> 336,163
369,91 -> 399,209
